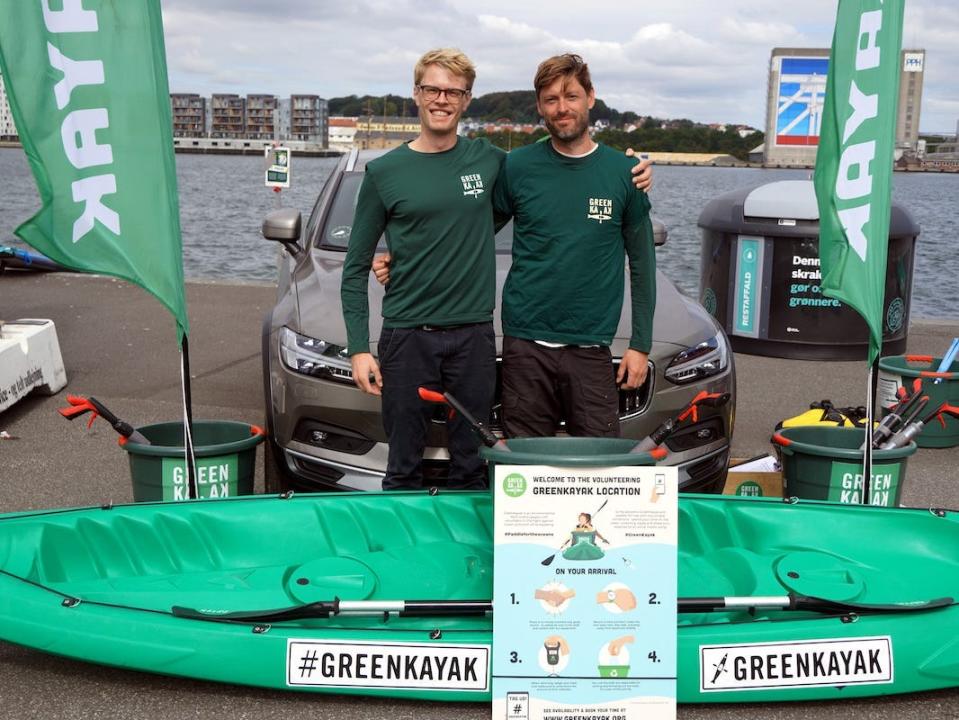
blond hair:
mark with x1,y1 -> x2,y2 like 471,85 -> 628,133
534,53 -> 593,97
414,48 -> 476,90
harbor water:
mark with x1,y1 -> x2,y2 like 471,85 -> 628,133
1,148 -> 956,319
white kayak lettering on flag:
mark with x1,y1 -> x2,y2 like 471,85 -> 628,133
0,0 -> 189,340
813,0 -> 905,365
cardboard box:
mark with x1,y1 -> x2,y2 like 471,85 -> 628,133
723,456 -> 783,498
722,471 -> 784,498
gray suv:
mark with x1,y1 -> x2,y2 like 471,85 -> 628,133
262,148 -> 735,493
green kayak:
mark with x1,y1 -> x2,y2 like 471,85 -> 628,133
562,530 -> 606,561
0,492 -> 956,703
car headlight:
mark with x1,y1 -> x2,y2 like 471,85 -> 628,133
664,333 -> 729,385
279,327 -> 354,384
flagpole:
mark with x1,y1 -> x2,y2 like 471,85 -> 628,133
181,335 -> 198,500
863,360 -> 878,505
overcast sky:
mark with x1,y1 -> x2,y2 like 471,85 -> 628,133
161,1 -> 958,133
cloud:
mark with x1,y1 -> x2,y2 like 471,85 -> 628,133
159,0 -> 959,131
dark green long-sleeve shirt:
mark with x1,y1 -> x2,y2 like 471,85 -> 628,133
341,138 -> 505,355
492,141 -> 656,351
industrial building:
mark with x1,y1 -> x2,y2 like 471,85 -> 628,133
764,47 -> 926,166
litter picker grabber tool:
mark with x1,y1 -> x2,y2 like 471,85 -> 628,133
417,387 -> 505,450
875,395 -> 929,448
58,395 -> 151,445
881,402 -> 959,450
864,377 -> 923,449
540,498 -> 609,567
631,390 -> 731,453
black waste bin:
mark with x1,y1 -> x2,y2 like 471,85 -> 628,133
698,180 -> 919,360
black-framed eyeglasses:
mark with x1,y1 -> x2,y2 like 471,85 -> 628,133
416,84 -> 470,103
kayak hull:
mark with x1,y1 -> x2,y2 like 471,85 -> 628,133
0,492 -> 957,703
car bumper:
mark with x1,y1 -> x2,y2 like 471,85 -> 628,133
273,436 -> 730,494
268,329 -> 735,494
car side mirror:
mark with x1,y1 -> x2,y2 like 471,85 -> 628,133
262,208 -> 303,257
651,218 -> 668,247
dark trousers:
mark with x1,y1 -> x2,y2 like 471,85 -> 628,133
379,323 -> 495,490
501,336 -> 620,438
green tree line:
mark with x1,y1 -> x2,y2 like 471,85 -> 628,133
328,95 -> 418,117
472,126 -> 763,160
329,91 -> 644,125
597,126 -> 764,161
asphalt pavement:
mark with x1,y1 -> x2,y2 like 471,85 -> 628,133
1,272 -> 958,719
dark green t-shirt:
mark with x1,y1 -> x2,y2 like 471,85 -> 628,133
341,137 -> 505,355
493,141 -> 656,351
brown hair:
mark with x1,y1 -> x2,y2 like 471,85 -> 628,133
534,54 -> 593,97
414,48 -> 476,91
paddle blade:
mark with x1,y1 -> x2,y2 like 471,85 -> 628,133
792,594 -> 954,615
172,600 -> 337,623
541,554 -> 556,567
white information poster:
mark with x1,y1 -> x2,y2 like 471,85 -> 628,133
492,464 -> 678,720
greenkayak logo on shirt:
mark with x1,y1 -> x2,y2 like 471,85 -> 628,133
161,454 -> 239,501
587,197 -> 613,224
503,473 -> 528,498
461,173 -> 484,197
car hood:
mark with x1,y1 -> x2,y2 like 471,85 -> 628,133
294,249 -> 719,355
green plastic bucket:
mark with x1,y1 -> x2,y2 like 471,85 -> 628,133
479,437 -> 665,467
772,426 -> 916,507
878,354 -> 959,448
122,421 -> 266,502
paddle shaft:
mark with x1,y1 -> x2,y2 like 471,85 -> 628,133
174,593 -> 954,623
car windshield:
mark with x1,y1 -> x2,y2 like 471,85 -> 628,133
319,172 -> 513,253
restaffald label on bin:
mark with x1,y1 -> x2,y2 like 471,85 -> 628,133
160,454 -> 238,500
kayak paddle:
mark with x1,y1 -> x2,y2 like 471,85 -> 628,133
172,593 -> 954,624
172,598 -> 493,623
59,394 -> 151,445
680,593 -> 954,615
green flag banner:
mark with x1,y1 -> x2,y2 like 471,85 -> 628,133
813,0 -> 904,365
0,0 -> 188,339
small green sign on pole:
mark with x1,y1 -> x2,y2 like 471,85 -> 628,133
265,146 -> 291,188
